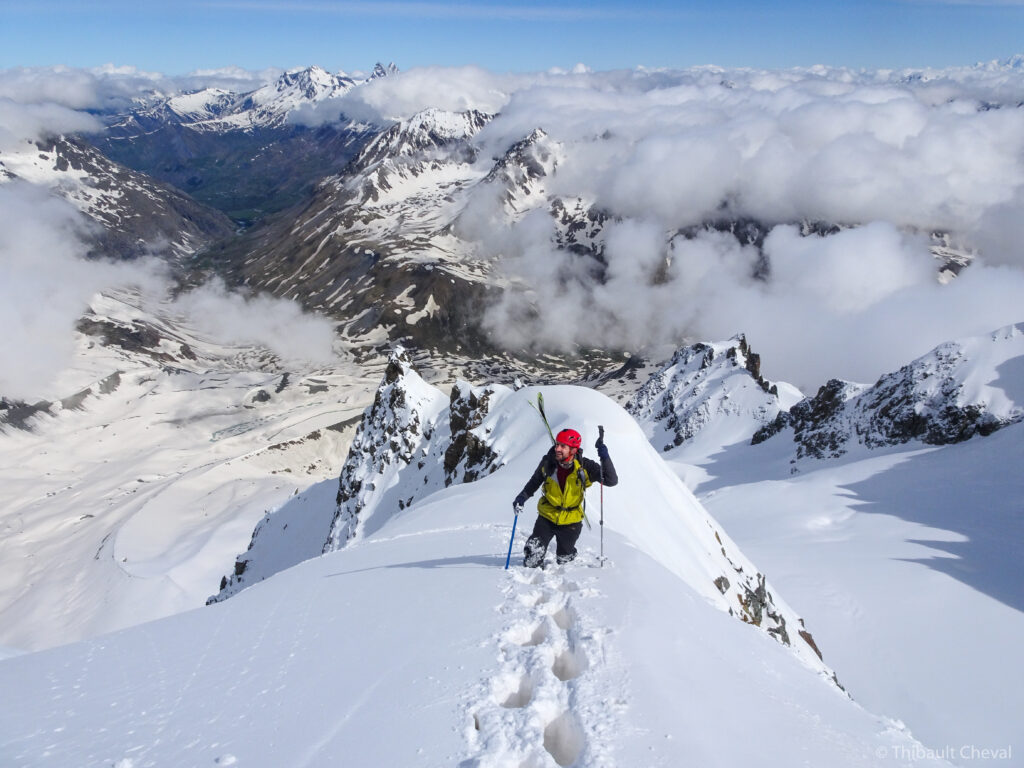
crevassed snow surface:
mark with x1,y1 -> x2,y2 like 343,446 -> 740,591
0,386 -> 951,768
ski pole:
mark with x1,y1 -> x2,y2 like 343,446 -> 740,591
505,506 -> 521,569
598,425 -> 605,567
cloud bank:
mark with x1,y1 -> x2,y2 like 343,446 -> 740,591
0,64 -> 281,115
4,61 -> 1024,392
359,62 -> 1024,389
0,183 -> 154,399
170,278 -> 338,366
0,182 -> 337,400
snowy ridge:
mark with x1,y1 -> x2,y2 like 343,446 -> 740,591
118,65 -> 363,133
1,377 -> 964,768
755,322 -> 1024,459
0,135 -> 233,261
330,365 -> 838,678
220,351 -> 834,678
627,334 -> 803,455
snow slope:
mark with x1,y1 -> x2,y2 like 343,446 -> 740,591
0,386 -> 950,768
692,426 -> 1024,763
0,290 -> 377,651
636,324 -> 1024,764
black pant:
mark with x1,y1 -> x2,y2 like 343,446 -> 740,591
523,516 -> 583,568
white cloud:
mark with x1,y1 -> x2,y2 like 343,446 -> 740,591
0,184 -> 159,399
169,278 -> 337,366
0,64 -> 280,115
0,185 -> 336,401
0,99 -> 103,150
4,61 -> 1024,394
441,63 -> 1024,389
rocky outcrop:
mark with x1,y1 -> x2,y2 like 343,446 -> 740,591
443,381 -> 501,485
627,335 -> 800,452
754,323 -> 1024,459
324,348 -> 447,549
324,349 -> 510,552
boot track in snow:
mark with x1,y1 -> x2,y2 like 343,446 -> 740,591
461,561 -> 621,768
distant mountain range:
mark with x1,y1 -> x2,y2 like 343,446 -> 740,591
92,64 -> 395,223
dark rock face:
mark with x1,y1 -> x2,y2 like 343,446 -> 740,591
753,379 -> 864,458
443,382 -> 500,485
854,354 -> 1004,447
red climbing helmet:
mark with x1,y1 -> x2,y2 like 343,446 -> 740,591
555,428 -> 582,449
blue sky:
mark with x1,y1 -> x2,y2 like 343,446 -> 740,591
1,0 -> 1023,74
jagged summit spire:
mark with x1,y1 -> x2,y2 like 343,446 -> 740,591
371,61 -> 400,79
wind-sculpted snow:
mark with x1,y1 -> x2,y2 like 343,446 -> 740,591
754,323 -> 1024,459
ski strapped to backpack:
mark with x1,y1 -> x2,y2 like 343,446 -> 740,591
529,392 -> 591,530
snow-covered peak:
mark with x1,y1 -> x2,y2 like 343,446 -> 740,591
482,127 -> 562,215
628,335 -> 802,456
216,66 -> 357,129
755,322 -> 1024,460
351,108 -> 491,169
253,65 -> 355,106
125,65 -> 361,133
404,107 -> 490,142
164,87 -> 237,122
340,107 -> 491,199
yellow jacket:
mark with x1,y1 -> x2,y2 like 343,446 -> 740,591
537,458 -> 592,525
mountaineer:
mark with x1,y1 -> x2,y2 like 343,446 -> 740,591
513,427 -> 618,567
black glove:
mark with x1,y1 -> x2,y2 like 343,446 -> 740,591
513,493 -> 526,515
596,426 -> 609,459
